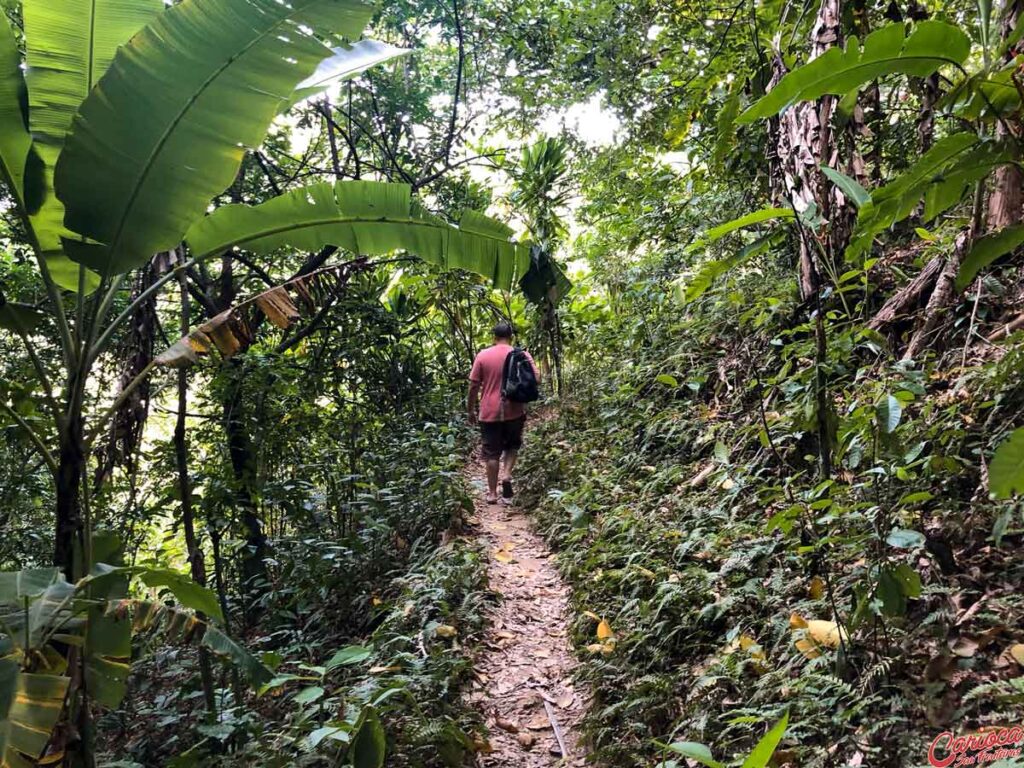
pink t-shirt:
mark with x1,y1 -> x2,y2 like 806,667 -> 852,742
470,343 -> 539,423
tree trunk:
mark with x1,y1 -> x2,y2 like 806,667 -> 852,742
986,1 -> 1024,230
54,410 -> 86,579
221,361 -> 268,612
175,271 -> 217,716
771,0 -> 841,298
903,231 -> 970,360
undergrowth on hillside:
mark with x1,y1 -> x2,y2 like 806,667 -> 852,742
99,420 -> 491,767
519,261 -> 1024,767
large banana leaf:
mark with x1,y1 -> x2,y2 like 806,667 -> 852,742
285,38 -> 412,111
184,181 -> 531,290
740,21 -> 971,123
0,663 -> 69,767
24,0 -> 161,291
0,18 -> 41,217
55,0 -> 376,277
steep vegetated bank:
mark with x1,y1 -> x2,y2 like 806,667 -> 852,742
518,253 -> 1024,766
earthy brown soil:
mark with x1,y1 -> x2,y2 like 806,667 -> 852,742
463,469 -> 588,767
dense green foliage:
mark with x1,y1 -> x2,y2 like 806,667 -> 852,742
5,0 -> 1024,765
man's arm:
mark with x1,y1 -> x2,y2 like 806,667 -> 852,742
467,381 -> 480,424
467,356 -> 481,424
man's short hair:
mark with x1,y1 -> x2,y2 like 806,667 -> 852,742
492,321 -> 514,339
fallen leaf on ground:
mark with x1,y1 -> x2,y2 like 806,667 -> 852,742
597,619 -> 614,640
495,718 -> 519,733
516,732 -> 536,749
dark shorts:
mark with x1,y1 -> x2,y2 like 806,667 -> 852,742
480,416 -> 526,460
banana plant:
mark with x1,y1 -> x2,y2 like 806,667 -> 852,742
0,0 -> 529,588
0,539 -> 270,767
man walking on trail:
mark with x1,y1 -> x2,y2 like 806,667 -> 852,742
468,321 -> 540,505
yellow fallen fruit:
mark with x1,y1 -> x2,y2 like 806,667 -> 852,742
435,624 -> 457,638
808,576 -> 825,600
597,620 -> 614,640
792,617 -> 849,659
1010,643 -> 1024,665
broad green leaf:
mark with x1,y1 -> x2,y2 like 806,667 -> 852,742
285,39 -> 411,110
351,705 -> 386,768
875,395 -> 902,434
847,133 -> 981,260
989,427 -> 1024,499
56,0 -> 376,276
183,181 -> 530,292
307,725 -> 350,748
136,569 -> 222,621
0,16 -> 42,217
820,166 -> 870,208
293,685 -> 325,705
886,528 -> 925,548
24,0 -> 159,291
894,562 -> 922,598
740,21 -> 970,123
956,224 -> 1024,292
680,232 -> 778,303
83,533 -> 131,709
712,81 -> 741,167
923,142 -> 1014,223
0,568 -> 59,604
877,568 -> 906,616
84,565 -> 221,621
0,659 -> 15,757
741,711 -> 789,768
202,626 -> 273,687
325,645 -> 372,670
687,208 -> 794,252
660,741 -> 724,768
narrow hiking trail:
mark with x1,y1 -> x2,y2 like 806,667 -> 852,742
463,469 -> 588,767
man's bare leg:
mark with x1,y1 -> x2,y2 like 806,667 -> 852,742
485,458 -> 500,502
502,450 -> 518,483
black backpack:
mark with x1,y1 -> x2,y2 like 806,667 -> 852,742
501,347 -> 540,403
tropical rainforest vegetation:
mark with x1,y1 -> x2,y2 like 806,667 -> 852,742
2,0 -> 1024,765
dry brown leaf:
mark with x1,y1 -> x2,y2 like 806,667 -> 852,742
255,286 -> 300,329
556,692 -> 574,708
495,718 -> 519,733
516,732 -> 536,749
525,714 -> 551,730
